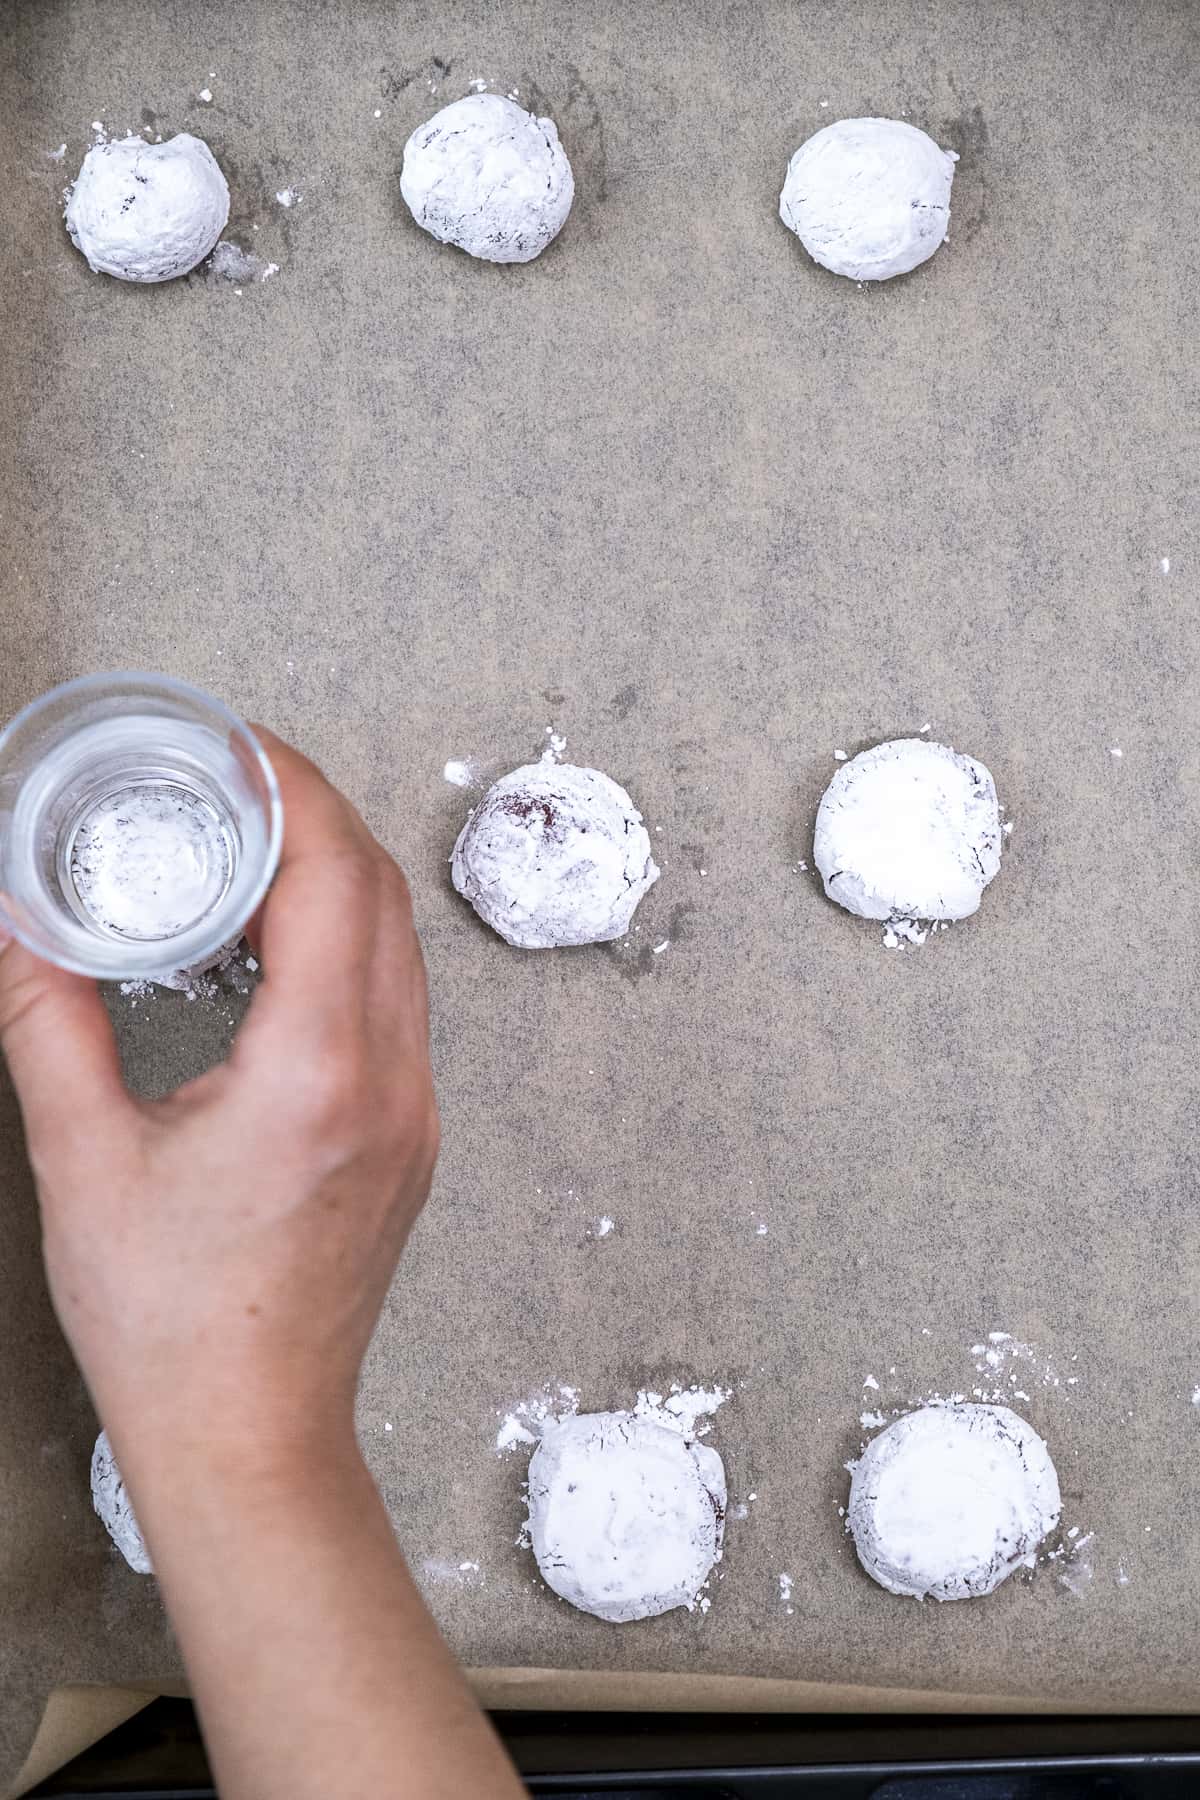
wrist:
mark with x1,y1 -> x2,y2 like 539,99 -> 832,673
101,1395 -> 363,1525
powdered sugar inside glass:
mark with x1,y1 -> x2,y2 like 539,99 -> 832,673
0,673 -> 282,980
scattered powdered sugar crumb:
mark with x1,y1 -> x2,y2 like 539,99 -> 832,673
1160,556 -> 1170,575
634,1384 -> 731,1438
496,1380 -> 727,1457
468,76 -> 488,91
198,87 -> 213,104
47,142 -> 67,161
443,757 -> 478,788
883,917 -> 929,950
275,187 -> 301,207
495,1383 -> 581,1454
862,1374 -> 879,1391
652,939 -> 670,955
860,1410 -> 886,1430
1190,1387 -> 1200,1408
778,1572 -> 795,1614
1116,1562 -> 1131,1587
542,726 -> 567,761
752,1215 -> 769,1236
967,1330 -> 1070,1397
591,1215 -> 616,1239
833,749 -> 848,761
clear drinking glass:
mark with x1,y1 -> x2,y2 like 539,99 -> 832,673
0,672 -> 283,981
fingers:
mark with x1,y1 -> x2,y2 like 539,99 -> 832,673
0,933 -> 133,1150
234,730 -> 425,1066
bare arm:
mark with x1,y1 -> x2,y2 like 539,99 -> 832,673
0,731 -> 525,1800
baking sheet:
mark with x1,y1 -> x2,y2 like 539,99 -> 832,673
3,0 -> 1200,1787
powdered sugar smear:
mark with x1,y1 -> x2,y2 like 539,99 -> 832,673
421,1556 -> 484,1589
443,757 -> 478,788
208,240 -> 278,283
1048,1528 -> 1095,1597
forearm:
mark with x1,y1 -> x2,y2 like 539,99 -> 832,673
122,1427 -> 524,1800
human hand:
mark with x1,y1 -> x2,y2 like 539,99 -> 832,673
0,729 -> 439,1474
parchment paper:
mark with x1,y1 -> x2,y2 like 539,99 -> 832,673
3,0 -> 1200,1787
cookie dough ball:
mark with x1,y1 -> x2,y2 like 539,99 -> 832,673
400,93 -> 574,263
526,1411 -> 726,1621
849,1404 -> 1060,1601
451,762 -> 659,948
91,1430 -> 153,1574
814,738 -> 1001,925
65,133 -> 230,282
779,117 -> 956,281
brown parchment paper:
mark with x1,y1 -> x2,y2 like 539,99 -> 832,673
3,0 -> 1200,1787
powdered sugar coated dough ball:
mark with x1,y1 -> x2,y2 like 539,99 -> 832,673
65,133 -> 230,282
849,1405 -> 1060,1602
400,93 -> 574,263
780,117 -> 957,281
814,738 -> 1001,925
526,1412 -> 726,1622
451,762 -> 658,948
91,1430 -> 153,1574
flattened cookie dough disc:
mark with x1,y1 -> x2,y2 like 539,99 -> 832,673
848,1404 -> 1060,1601
526,1411 -> 726,1621
814,738 -> 1001,926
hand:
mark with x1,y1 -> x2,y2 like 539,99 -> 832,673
0,733 -> 523,1799
0,727 -> 439,1468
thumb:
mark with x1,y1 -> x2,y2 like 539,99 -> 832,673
0,930 -> 132,1150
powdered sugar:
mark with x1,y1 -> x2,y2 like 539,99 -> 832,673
70,783 -> 233,942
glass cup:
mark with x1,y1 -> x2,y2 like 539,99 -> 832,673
0,672 -> 283,981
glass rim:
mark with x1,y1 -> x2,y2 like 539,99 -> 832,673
0,671 -> 284,979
